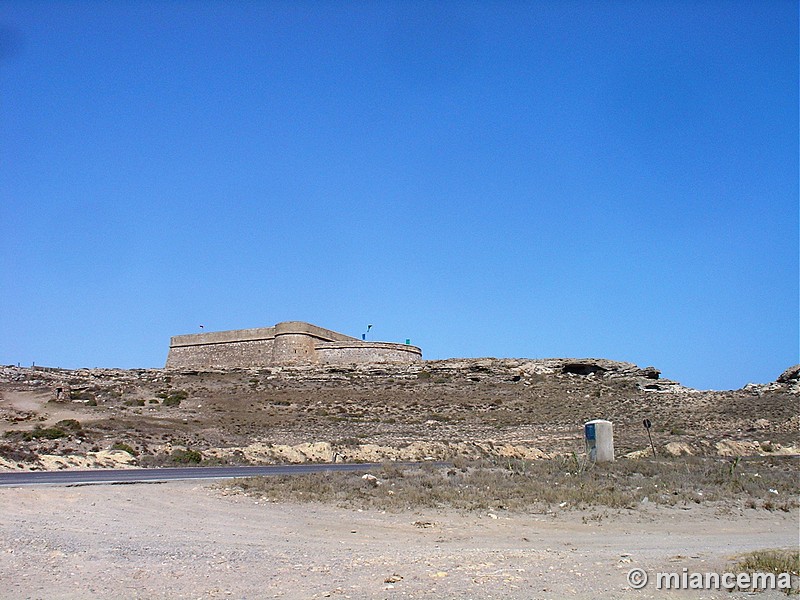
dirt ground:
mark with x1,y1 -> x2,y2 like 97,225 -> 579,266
0,481 -> 796,600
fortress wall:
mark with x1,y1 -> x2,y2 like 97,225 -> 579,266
165,322 -> 421,369
170,327 -> 277,347
316,341 -> 422,365
273,321 -> 358,342
165,338 -> 275,369
169,322 -> 357,349
273,333 -> 318,364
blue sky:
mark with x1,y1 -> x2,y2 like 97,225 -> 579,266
0,1 -> 797,390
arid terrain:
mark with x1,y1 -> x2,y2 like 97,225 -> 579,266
0,359 -> 798,469
0,359 -> 797,599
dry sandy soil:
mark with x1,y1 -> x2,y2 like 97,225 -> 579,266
0,480 -> 797,600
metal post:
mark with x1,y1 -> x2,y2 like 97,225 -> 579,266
643,419 -> 657,457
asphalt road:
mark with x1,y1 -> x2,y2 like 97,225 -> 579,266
0,462 -> 443,487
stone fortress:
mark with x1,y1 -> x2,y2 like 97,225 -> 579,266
165,321 -> 422,369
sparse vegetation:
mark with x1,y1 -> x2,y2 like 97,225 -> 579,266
4,425 -> 76,441
168,448 -> 202,464
54,419 -> 82,432
138,447 -> 203,466
0,361 -> 797,487
158,389 -> 188,407
226,456 -> 800,513
0,444 -> 40,464
110,442 -> 138,456
31,427 -> 67,439
731,549 -> 800,595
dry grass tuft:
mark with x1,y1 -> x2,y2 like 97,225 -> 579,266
731,549 -> 800,595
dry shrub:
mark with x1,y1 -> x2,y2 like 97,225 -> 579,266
0,444 -> 40,464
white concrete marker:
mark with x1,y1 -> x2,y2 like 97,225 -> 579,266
585,419 -> 615,463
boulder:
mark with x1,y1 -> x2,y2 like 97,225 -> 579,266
663,441 -> 694,456
639,366 -> 661,380
777,365 -> 800,383
715,440 -> 759,457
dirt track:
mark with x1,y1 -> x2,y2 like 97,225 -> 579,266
0,481 -> 796,599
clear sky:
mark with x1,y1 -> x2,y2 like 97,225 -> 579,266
0,1 -> 797,390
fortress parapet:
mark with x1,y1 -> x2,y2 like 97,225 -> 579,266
165,321 -> 421,369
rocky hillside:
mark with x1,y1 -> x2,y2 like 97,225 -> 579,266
0,359 -> 797,470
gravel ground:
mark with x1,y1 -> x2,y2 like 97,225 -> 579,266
0,481 -> 796,599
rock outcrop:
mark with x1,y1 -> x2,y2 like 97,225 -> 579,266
777,364 -> 800,384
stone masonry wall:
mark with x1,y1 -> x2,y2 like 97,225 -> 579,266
165,339 -> 275,369
315,342 -> 422,365
165,321 -> 422,369
272,333 -> 318,364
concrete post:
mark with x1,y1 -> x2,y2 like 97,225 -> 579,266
585,419 -> 614,463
